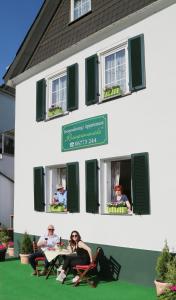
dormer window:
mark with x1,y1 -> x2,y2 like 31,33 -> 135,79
71,0 -> 91,21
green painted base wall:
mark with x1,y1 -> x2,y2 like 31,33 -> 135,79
14,232 -> 159,287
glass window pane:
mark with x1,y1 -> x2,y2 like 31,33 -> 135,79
104,48 -> 126,93
52,78 -> 59,92
4,135 -> 14,155
50,74 -> 67,113
74,0 -> 90,20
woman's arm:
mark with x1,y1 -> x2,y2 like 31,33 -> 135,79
78,240 -> 93,263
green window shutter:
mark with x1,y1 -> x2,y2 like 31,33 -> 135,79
85,54 -> 99,105
128,34 -> 146,91
67,63 -> 78,111
131,152 -> 150,215
85,159 -> 99,213
36,79 -> 46,122
33,167 -> 45,212
67,162 -> 79,213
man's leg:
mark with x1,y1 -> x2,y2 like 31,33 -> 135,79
29,250 -> 44,275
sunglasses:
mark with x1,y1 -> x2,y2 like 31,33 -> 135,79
71,234 -> 78,237
48,228 -> 54,231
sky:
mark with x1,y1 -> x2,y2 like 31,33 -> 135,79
0,0 -> 44,84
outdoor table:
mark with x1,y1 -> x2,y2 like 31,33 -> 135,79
44,247 -> 71,279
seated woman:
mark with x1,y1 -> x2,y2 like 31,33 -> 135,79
57,230 -> 93,283
114,184 -> 132,213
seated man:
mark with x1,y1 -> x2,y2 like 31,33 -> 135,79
52,184 -> 67,210
29,224 -> 59,275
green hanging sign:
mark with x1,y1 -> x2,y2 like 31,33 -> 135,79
62,114 -> 108,151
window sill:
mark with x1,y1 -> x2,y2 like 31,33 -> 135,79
99,92 -> 132,104
47,211 -> 68,214
68,10 -> 92,26
102,213 -> 133,216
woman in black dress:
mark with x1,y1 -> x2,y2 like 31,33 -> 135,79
58,230 -> 93,283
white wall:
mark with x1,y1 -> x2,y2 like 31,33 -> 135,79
14,4 -> 176,252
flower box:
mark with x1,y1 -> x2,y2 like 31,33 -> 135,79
103,86 -> 122,100
49,205 -> 65,212
48,106 -> 63,117
107,204 -> 128,214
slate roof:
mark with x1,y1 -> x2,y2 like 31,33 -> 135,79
4,0 -> 158,82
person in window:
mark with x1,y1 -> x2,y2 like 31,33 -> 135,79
29,224 -> 59,276
114,185 -> 132,213
57,230 -> 93,284
52,184 -> 67,210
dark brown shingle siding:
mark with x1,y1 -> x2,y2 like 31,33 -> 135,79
26,0 -> 157,70
5,0 -> 158,80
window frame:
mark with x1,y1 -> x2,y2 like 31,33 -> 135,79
0,134 -> 3,154
45,164 -> 67,213
99,41 -> 130,102
100,155 -> 132,215
46,70 -> 67,119
0,131 -> 14,156
70,0 -> 91,22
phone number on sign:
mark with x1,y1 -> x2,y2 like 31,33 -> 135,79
69,138 -> 97,147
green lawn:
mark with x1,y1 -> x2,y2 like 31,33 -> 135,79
0,259 -> 157,300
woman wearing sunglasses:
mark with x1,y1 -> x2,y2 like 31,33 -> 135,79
57,230 -> 93,283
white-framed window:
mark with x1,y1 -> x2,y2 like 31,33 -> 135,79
0,131 -> 14,155
71,0 -> 91,21
100,156 -> 132,215
47,72 -> 67,118
100,42 -> 129,101
45,165 -> 67,212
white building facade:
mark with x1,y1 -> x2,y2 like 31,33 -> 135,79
5,0 -> 176,286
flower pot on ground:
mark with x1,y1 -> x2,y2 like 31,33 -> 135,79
0,245 -> 7,261
154,241 -> 174,297
20,232 -> 33,264
7,241 -> 14,257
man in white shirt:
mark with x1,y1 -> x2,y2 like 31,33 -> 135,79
29,224 -> 59,275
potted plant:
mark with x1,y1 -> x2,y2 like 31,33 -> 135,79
0,244 -> 7,261
154,241 -> 173,296
8,241 -> 14,257
0,227 -> 10,248
19,232 -> 33,264
159,256 -> 176,300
